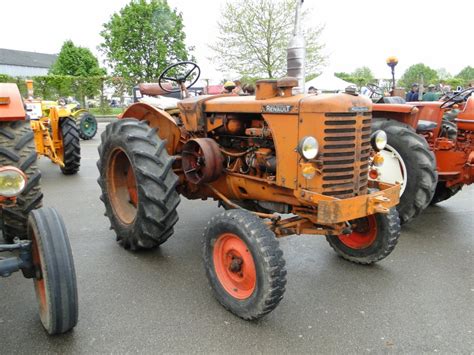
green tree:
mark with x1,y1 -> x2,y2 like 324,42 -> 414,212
210,0 -> 326,79
99,0 -> 192,86
335,67 -> 375,88
455,66 -> 474,84
334,72 -> 352,82
50,40 -> 105,76
398,63 -> 438,89
351,67 -> 375,88
436,68 -> 452,81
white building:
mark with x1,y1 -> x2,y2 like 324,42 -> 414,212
0,48 -> 57,77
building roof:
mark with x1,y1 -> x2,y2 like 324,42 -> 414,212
0,48 -> 57,68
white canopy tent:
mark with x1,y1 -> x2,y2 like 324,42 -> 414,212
305,72 -> 355,93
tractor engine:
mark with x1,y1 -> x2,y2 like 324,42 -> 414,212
209,114 -> 276,178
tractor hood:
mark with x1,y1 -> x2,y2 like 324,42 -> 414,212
203,92 -> 372,115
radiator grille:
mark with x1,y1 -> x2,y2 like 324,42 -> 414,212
321,113 -> 371,199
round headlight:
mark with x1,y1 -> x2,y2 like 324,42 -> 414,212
0,167 -> 27,197
371,130 -> 387,151
298,136 -> 319,160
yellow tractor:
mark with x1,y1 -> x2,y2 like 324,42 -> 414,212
24,81 -> 81,175
41,100 -> 98,140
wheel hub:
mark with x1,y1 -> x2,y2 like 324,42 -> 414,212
338,215 -> 377,249
213,233 -> 256,300
229,255 -> 243,273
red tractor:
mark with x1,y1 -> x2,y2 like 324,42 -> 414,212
0,83 -> 78,335
367,85 -> 474,222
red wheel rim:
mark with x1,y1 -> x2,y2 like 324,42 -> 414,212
338,215 -> 377,249
107,148 -> 138,224
212,233 -> 256,300
31,229 -> 48,321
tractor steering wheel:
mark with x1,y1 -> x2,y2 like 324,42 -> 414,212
158,61 -> 201,96
366,83 -> 384,98
440,87 -> 474,109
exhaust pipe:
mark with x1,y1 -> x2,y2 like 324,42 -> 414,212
287,0 -> 305,94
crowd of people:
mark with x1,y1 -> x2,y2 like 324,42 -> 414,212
406,82 -> 472,102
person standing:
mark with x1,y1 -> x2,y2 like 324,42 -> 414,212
232,80 -> 244,95
423,84 -> 440,101
406,83 -> 419,101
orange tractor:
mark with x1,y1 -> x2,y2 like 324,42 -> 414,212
97,61 -> 402,320
367,85 -> 474,223
0,83 -> 78,334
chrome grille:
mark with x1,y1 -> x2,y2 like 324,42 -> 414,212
321,112 -> 371,199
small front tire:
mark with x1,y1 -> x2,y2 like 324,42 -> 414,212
202,209 -> 286,320
28,207 -> 78,335
326,208 -> 401,264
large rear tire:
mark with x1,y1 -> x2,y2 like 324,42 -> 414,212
371,120 -> 437,224
202,209 -> 286,320
0,121 -> 43,242
59,117 -> 81,175
28,207 -> 78,335
97,119 -> 181,250
326,208 -> 401,264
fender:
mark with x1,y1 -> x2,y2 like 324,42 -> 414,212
120,102 -> 181,155
372,103 -> 419,128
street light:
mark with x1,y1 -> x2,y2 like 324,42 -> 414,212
386,56 -> 398,93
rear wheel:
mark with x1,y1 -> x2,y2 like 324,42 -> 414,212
77,112 -> 97,140
202,209 -> 286,320
326,208 -> 401,264
0,120 -> 43,242
29,207 -> 78,335
59,117 -> 81,175
97,119 -> 181,250
371,120 -> 437,224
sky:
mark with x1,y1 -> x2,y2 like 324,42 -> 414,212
1,0 -> 473,83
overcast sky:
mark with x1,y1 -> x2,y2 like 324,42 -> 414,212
1,0 -> 473,82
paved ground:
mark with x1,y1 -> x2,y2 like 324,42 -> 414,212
1,123 -> 473,354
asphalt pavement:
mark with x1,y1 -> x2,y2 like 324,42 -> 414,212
1,122 -> 473,354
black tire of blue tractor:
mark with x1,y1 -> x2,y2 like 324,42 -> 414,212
78,113 -> 97,140
372,119 -> 437,224
202,209 -> 287,320
0,120 -> 43,242
28,207 -> 78,335
97,119 -> 181,250
326,208 -> 401,265
60,117 -> 81,175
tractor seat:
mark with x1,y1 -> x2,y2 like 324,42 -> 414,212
416,120 -> 437,132
383,96 -> 406,104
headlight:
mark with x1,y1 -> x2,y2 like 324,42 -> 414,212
298,136 -> 319,160
0,167 -> 27,197
371,130 -> 387,151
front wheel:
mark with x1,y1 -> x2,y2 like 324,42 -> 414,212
77,113 -> 98,140
326,208 -> 401,264
202,210 -> 287,320
28,207 -> 78,335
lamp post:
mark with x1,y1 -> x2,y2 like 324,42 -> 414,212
386,56 -> 398,93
